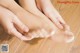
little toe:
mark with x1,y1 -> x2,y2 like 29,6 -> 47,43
64,31 -> 74,43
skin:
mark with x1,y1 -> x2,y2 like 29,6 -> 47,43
18,0 -> 74,42
0,0 -> 55,40
0,6 -> 29,40
19,0 -> 68,29
0,0 -> 74,43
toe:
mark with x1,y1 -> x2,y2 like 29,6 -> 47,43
65,31 -> 74,43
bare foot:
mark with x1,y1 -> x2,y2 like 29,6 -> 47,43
19,0 -> 68,29
0,0 -> 55,40
0,0 -> 74,43
19,0 -> 74,43
50,27 -> 74,43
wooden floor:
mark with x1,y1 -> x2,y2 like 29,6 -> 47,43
0,0 -> 80,53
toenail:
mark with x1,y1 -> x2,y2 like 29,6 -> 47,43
65,35 -> 74,43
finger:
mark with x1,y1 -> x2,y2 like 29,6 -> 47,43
1,18 -> 28,41
0,6 -> 29,41
56,16 -> 65,24
56,15 -> 70,30
44,0 -> 66,24
40,0 -> 64,29
45,12 -> 63,29
9,26 -> 29,41
12,15 -> 29,33
24,33 -> 35,40
3,2 -> 29,33
57,16 -> 70,31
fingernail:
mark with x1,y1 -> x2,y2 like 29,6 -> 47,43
65,35 -> 74,43
59,25 -> 63,29
24,27 -> 29,32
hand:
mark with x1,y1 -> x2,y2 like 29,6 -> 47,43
19,0 -> 69,30
0,6 -> 29,41
36,0 -> 66,29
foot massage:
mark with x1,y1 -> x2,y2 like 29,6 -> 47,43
0,0 -> 74,43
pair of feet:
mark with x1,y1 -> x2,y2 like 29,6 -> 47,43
0,0 -> 74,43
